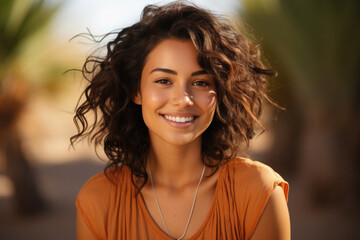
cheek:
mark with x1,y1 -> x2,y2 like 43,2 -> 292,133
141,87 -> 168,110
150,89 -> 168,103
194,90 -> 217,112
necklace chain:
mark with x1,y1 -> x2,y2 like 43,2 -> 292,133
147,161 -> 206,240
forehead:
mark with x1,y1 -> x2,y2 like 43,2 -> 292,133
142,39 -> 202,74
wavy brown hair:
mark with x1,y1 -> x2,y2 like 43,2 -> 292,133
71,1 -> 276,189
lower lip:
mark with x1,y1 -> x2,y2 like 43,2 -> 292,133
161,115 -> 197,128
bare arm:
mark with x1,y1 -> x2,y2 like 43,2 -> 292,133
251,186 -> 291,240
76,210 -> 97,240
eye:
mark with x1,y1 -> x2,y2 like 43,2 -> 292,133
193,80 -> 210,87
155,79 -> 171,85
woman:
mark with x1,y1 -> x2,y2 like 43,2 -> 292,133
72,2 -> 290,240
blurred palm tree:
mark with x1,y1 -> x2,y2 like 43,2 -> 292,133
0,0 -> 60,214
240,0 -> 360,207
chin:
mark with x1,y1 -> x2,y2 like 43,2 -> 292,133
159,133 -> 201,147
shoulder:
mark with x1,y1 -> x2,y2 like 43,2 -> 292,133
76,171 -> 113,240
221,157 -> 289,239
76,171 -> 114,219
75,166 -> 130,239
226,157 -> 281,177
76,166 -> 131,207
77,171 -> 113,201
224,157 -> 289,201
250,186 -> 291,240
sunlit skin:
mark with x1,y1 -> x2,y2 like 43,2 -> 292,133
134,39 -> 217,148
133,39 -> 219,238
77,39 -> 290,240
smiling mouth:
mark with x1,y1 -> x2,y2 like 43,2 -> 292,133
163,114 -> 197,123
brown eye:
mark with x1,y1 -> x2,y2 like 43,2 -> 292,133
193,80 -> 210,87
155,79 -> 171,85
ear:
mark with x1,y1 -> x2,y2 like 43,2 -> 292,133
133,92 -> 142,105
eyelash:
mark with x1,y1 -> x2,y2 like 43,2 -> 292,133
155,79 -> 171,85
193,80 -> 210,87
154,79 -> 211,87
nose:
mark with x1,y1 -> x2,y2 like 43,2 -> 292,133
170,84 -> 193,107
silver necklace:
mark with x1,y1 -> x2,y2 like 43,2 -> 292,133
147,161 -> 206,240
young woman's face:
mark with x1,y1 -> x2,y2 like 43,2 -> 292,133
134,39 -> 217,147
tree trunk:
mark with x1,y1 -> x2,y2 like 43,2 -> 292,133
0,84 -> 46,215
298,111 -> 360,209
3,127 -> 46,215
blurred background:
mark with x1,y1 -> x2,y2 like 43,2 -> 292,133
0,0 -> 359,239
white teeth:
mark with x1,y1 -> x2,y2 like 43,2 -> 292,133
164,115 -> 195,123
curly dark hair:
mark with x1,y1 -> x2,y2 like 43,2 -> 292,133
71,1 -> 276,189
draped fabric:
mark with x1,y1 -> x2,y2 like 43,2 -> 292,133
76,158 -> 289,240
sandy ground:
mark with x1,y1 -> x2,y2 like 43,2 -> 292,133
0,158 -> 103,240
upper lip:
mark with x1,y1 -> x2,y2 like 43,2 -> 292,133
161,112 -> 198,117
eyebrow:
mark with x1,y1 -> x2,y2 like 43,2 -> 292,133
150,68 -> 208,76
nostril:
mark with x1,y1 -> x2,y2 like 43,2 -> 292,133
170,92 -> 194,106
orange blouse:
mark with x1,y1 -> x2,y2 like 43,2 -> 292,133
76,158 -> 289,240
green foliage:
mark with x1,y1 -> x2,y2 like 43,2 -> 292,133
0,0 -> 60,81
241,0 -> 360,109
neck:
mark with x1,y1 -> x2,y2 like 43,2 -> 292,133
147,138 -> 204,189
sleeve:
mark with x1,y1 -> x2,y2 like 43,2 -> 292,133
233,158 -> 289,239
76,172 -> 113,240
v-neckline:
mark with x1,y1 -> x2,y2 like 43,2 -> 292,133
137,165 -> 226,240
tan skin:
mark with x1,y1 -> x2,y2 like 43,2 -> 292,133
77,39 -> 290,240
